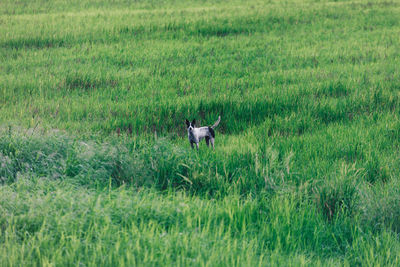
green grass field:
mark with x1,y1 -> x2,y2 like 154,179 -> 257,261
2,0 -> 400,265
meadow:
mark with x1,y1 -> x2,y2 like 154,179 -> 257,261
1,0 -> 400,265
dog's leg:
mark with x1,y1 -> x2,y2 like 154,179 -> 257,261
196,142 -> 199,150
205,136 -> 210,147
190,141 -> 194,149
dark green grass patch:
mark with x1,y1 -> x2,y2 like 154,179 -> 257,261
0,128 -> 295,197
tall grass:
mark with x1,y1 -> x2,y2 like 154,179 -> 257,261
2,0 -> 400,265
1,128 -> 400,265
0,128 -> 293,196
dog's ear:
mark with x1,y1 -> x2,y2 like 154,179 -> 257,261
192,119 -> 196,126
185,119 -> 190,127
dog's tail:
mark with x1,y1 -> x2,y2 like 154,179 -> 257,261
211,116 -> 221,129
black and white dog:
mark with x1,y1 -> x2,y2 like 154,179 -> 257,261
185,116 -> 221,149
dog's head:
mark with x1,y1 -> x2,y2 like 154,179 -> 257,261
185,119 -> 196,132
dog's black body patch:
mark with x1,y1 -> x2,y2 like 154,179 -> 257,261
208,127 -> 215,138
